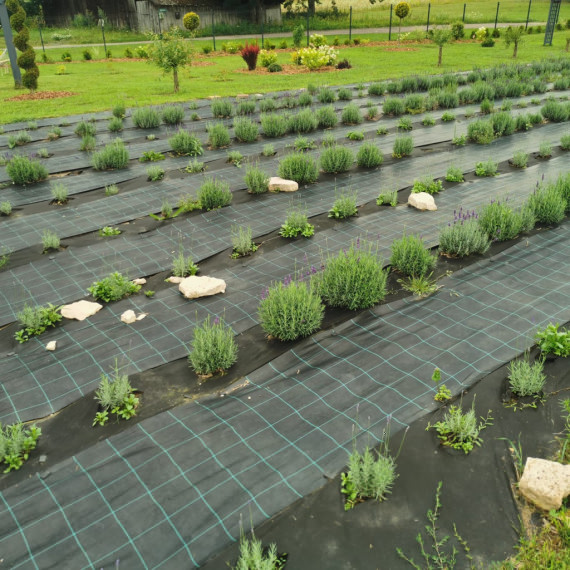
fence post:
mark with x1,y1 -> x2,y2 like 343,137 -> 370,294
349,6 -> 352,41
426,3 -> 431,33
462,3 -> 466,22
389,4 -> 393,41
306,10 -> 310,46
494,2 -> 500,29
525,0 -> 532,29
212,9 -> 216,51
261,13 -> 264,48
38,21 -> 46,54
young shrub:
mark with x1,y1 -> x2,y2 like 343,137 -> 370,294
74,120 -> 96,137
404,94 -> 424,114
108,116 -> 123,132
258,279 -> 324,341
287,108 -> 318,134
147,165 -> 165,181
390,234 -> 436,277
317,239 -> 388,310
188,316 -> 238,377
88,272 -> 141,302
169,129 -> 203,156
561,134 -> 570,150
47,127 -> 62,140
50,182 -> 68,204
367,82 -> 384,96
233,117 -> 259,143
515,114 -> 532,132
226,150 -> 244,167
112,102 -> 126,119
140,150 -> 165,162
392,135 -> 414,158
298,92 -> 312,106
93,363 -> 139,426
366,104 -> 379,121
245,164 -> 269,194
0,422 -> 41,472
234,532 -> 280,570
478,200 -> 535,241
541,100 -> 569,122
278,152 -> 319,185
317,86 -> 336,103
341,103 -> 363,125
383,97 -> 406,116
511,150 -> 528,168
197,176 -> 232,210
445,165 -> 464,182
206,122 -> 231,149
397,117 -> 413,131
236,100 -> 256,115
261,113 -> 288,138
422,114 -> 436,126
316,105 -> 338,129
538,141 -> 552,158
292,24 -> 305,47
231,225 -> 258,257
441,111 -> 456,122
240,41 -> 260,71
14,303 -> 62,343
211,99 -> 233,118
99,226 -> 121,237
467,119 -> 494,144
0,201 -> 12,216
535,323 -> 570,357
184,158 -> 205,174
172,249 -> 198,277
475,159 -> 498,177
320,145 -> 354,174
490,111 -> 516,137
437,92 -> 459,109
508,356 -> 546,397
79,135 -> 96,151
161,104 -> 185,125
528,112 -> 543,125
262,143 -> 275,157
259,98 -> 277,113
105,184 -> 119,196
6,155 -> 48,185
439,216 -> 490,257
376,190 -> 398,207
412,175 -> 443,194
132,107 -> 161,129
347,131 -> 364,141
356,142 -> 383,168
338,87 -> 353,100
528,184 -> 567,225
328,190 -> 358,220
92,139 -> 129,170
294,136 -> 316,151
376,126 -> 389,136
480,98 -> 494,114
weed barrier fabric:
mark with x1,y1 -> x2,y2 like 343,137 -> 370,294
1,227 -> 570,568
1,158 -> 568,425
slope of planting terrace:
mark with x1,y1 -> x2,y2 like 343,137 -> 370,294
0,62 -> 569,568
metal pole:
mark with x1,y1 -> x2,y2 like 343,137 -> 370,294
0,0 -> 22,87
494,2 -> 500,29
349,6 -> 352,41
306,9 -> 310,46
525,0 -> 532,29
38,21 -> 45,53
101,23 -> 107,57
212,10 -> 216,51
389,4 -> 393,41
426,3 -> 431,33
261,13 -> 264,48
462,3 -> 466,22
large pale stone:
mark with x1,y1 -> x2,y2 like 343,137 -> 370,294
121,310 -> 137,324
519,457 -> 570,511
179,276 -> 226,299
45,341 -> 57,351
61,300 -> 103,321
408,192 -> 437,211
268,177 -> 299,192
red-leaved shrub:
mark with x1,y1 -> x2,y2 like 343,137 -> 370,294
241,41 -> 260,71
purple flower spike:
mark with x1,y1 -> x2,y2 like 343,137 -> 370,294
214,316 -> 220,325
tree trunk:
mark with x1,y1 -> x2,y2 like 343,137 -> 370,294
308,0 -> 316,16
173,67 -> 179,92
438,45 -> 442,66
513,41 -> 518,58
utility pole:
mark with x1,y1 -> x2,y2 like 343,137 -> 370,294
0,0 -> 23,87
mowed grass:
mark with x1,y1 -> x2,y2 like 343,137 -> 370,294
0,33 -> 568,123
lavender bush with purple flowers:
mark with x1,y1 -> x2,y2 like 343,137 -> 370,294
478,198 -> 535,241
439,208 -> 490,257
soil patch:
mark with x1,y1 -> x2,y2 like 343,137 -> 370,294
235,64 -> 341,76
5,91 -> 78,102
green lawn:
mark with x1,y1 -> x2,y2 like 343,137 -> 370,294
1,33 -> 568,123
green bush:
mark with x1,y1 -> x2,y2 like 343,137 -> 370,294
132,107 -> 161,128
490,111 -> 516,137
88,272 -> 141,302
441,111 -> 456,122
259,98 -> 277,113
356,142 -> 383,168
79,135 -> 96,151
245,164 -> 269,194
74,120 -> 96,137
412,175 -> 443,194
211,99 -> 233,118
206,122 -> 231,149
478,200 -> 535,241
397,117 -> 413,131
338,87 -> 353,100
0,422 -> 41,472
341,103 -> 363,125
188,316 -> 238,376
508,356 -> 546,397
528,184 -> 567,225
278,152 -> 319,184
316,239 -> 388,309
234,534 -> 280,570
320,145 -> 354,174
439,218 -> 490,257
422,114 -> 436,126
41,229 -> 60,252
6,155 -> 48,185
280,202 -> 314,238
14,303 -> 62,343
298,92 -> 312,107
475,159 -> 498,177
93,363 -> 138,426
538,141 -> 552,158
383,97 -> 405,116
347,131 -> 364,141
231,225 -> 257,257
236,100 -> 256,115
511,150 -> 528,168
197,177 -> 232,210
316,105 -> 338,129
468,119 -> 494,144
392,135 -> 414,158
445,165 -> 464,182
390,234 -> 436,277
147,165 -> 165,181
108,117 -> 123,132
561,134 -> 570,150
172,249 -> 198,277
376,190 -> 398,206
161,105 -> 185,125
328,190 -> 358,220
541,100 -> 569,122
367,82 -> 385,96
480,98 -> 494,114
261,113 -> 288,138
288,108 -> 318,133
233,117 -> 259,143
317,86 -> 336,103
92,139 -> 129,170
112,102 -> 126,118
535,323 -> 570,357
404,94 -> 424,114
258,279 -> 324,341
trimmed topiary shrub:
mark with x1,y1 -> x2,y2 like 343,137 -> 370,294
7,0 -> 39,90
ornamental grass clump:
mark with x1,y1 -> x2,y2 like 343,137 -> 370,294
93,363 -> 139,427
467,119 -> 494,144
411,175 -> 443,194
6,155 -> 48,185
392,135 -> 413,158
132,107 -> 161,129
161,104 -> 185,125
15,303 -> 62,343
92,139 -> 129,170
233,117 -> 259,143
258,278 -> 324,341
316,239 -> 388,310
261,113 -> 288,138
240,41 -> 260,71
188,316 -> 238,377
211,99 -> 234,118
316,105 -> 338,129
439,211 -> 490,258
88,272 -> 141,302
244,164 -> 269,194
278,152 -> 318,185
206,122 -> 231,149
508,356 -> 546,397
382,97 -> 405,116
478,199 -> 535,241
341,103 -> 363,125
528,183 -> 567,225
287,108 -> 318,133
390,234 -> 436,277
356,142 -> 383,168
328,190 -> 358,220
169,129 -> 203,156
280,203 -> 314,238
320,145 -> 354,174
197,176 -> 232,210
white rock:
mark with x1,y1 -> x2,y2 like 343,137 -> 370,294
167,276 -> 184,284
61,300 -> 103,321
236,93 -> 249,99
45,341 -> 57,351
121,310 -> 137,324
179,276 -> 227,299
136,313 -> 148,321
408,192 -> 437,211
207,95 -> 221,100
132,278 -> 146,285
268,177 -> 299,192
519,457 -> 570,511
